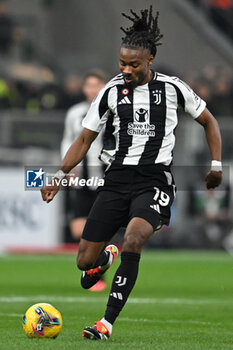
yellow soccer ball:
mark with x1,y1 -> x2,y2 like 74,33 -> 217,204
22,303 -> 63,338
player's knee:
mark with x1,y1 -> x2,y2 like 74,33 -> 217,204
76,254 -> 94,271
122,231 -> 145,252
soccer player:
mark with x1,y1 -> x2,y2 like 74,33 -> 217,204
41,6 -> 222,340
61,70 -> 107,291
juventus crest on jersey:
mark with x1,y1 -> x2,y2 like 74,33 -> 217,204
82,72 -> 206,166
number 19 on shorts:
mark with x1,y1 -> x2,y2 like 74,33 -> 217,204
150,186 -> 170,213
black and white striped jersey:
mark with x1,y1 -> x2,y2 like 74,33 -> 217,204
82,72 -> 206,166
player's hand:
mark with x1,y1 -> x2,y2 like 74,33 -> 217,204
205,171 -> 222,189
41,183 -> 60,203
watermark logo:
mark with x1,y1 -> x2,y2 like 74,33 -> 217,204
26,168 -> 45,188
25,166 -> 105,190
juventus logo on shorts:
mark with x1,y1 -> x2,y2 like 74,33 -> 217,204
152,90 -> 162,105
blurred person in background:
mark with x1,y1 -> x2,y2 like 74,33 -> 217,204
184,64 -> 233,117
61,70 -> 107,292
59,75 -> 85,109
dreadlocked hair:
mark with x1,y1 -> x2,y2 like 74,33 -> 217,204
120,5 -> 163,57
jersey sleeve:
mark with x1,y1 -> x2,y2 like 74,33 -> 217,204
82,86 -> 111,132
172,77 -> 206,119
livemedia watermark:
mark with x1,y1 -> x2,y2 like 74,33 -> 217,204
25,166 -> 104,190
24,165 -> 229,191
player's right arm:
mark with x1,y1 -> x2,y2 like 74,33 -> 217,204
41,128 -> 98,203
41,78 -> 115,203
61,127 -> 98,173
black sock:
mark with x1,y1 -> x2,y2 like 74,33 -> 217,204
92,250 -> 109,268
104,251 -> 140,325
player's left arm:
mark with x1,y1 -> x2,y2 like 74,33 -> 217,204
195,107 -> 222,189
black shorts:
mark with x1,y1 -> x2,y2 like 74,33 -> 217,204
82,164 -> 176,242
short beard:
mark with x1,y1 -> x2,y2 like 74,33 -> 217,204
124,79 -> 138,89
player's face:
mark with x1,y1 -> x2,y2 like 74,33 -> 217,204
119,46 -> 154,88
83,76 -> 105,104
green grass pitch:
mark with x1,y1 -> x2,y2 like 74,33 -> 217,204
0,251 -> 232,350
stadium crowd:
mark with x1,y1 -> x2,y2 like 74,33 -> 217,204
0,0 -> 232,116
0,73 -> 86,112
184,64 -> 233,117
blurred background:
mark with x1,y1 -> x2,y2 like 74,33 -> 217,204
0,0 -> 233,253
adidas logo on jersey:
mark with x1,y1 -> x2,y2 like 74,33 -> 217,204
119,96 -> 131,105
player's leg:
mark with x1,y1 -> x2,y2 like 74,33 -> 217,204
77,190 -> 129,289
71,189 -> 107,290
70,218 -> 107,291
83,185 -> 175,340
77,238 -> 107,271
82,216 -> 154,340
77,220 -> 120,290
102,188 -> 175,335
101,186 -> 175,327
78,237 -> 118,290
77,232 -> 108,291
